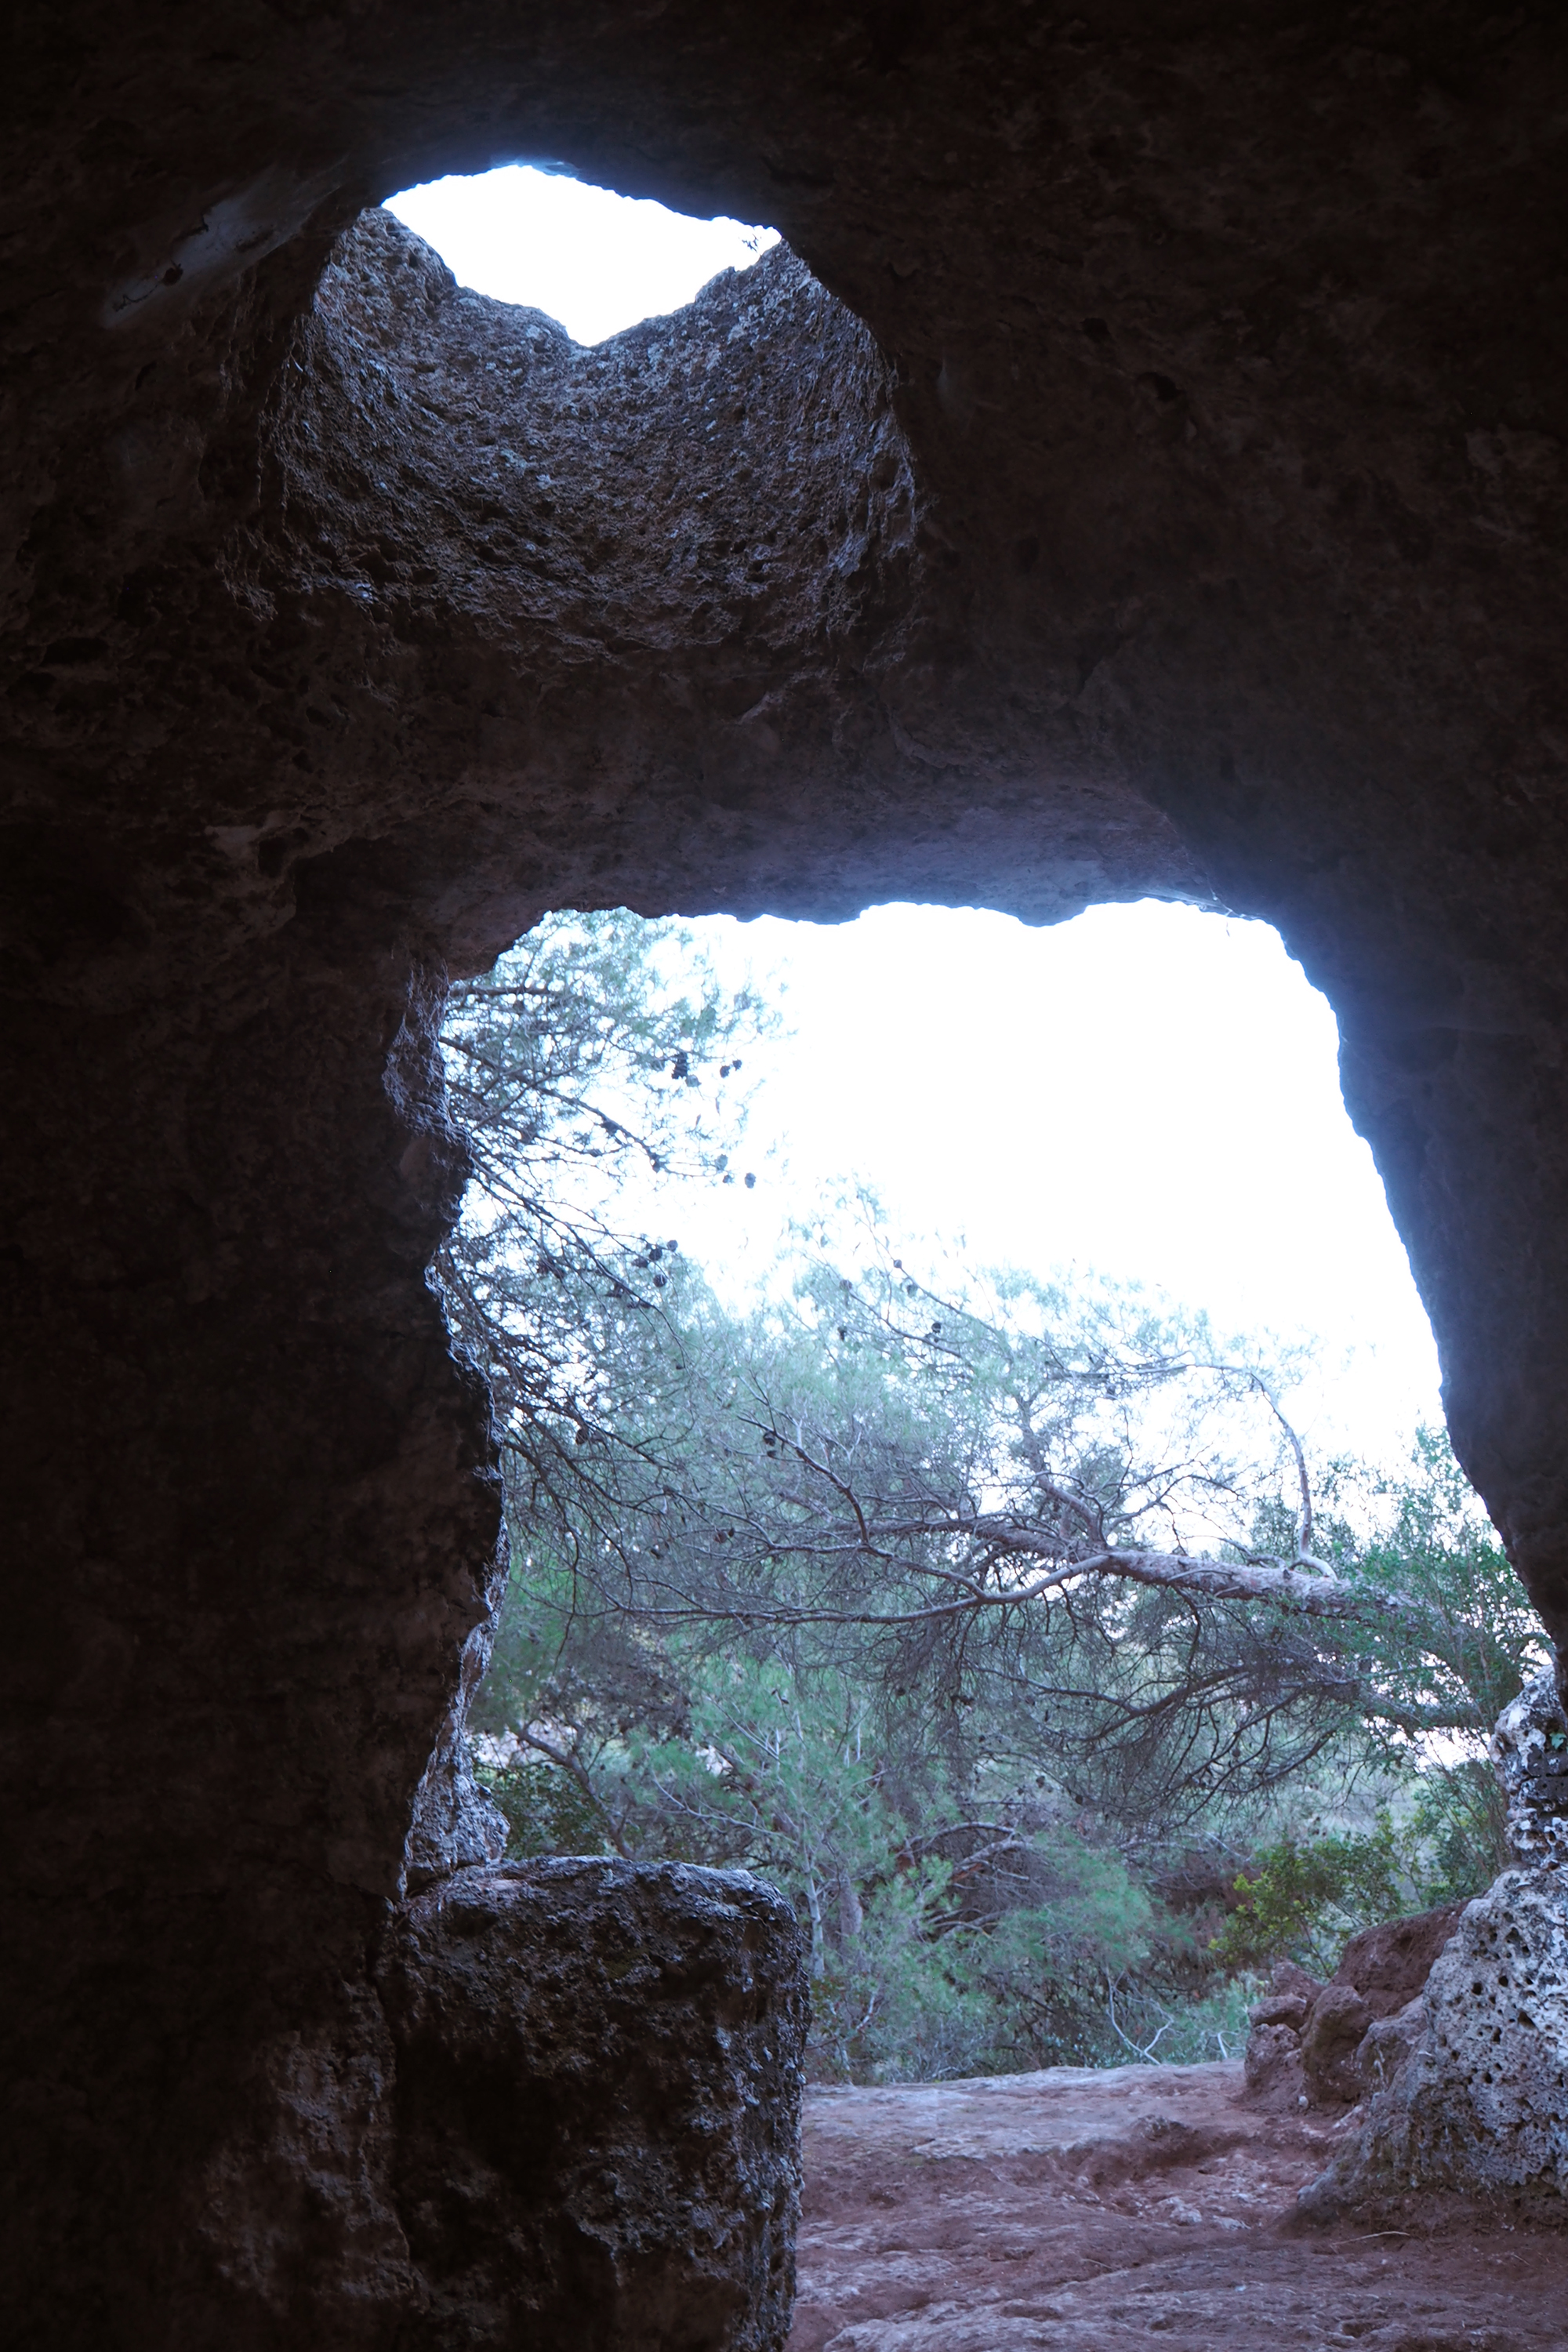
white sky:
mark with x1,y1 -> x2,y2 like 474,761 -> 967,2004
385,165 -> 778,344
672,902 -> 1443,1469
392,168 -> 1445,1477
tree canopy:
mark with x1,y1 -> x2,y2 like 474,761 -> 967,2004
436,909 -> 1544,2078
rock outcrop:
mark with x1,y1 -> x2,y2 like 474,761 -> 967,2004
1243,1904 -> 1468,2113
1297,1674 -> 1568,2217
381,1860 -> 808,2352
1242,1962 -> 1323,2110
1332,1903 -> 1475,2021
1301,1867 -> 1568,2218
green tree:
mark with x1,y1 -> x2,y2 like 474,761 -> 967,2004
445,913 -> 1544,2075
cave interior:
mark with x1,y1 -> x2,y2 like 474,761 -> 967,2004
5,3 -> 1567,2342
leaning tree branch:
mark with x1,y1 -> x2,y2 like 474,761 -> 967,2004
608,1518 -> 1445,1639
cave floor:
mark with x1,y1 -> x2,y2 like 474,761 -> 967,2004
788,2061 -> 1565,2351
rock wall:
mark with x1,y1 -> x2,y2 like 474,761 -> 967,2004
5,5 -> 1568,2340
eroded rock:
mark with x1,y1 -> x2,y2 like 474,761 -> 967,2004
1243,1907 -> 1467,2115
1242,1962 -> 1323,2109
1330,1901 -> 1470,2020
1299,1981 -> 1373,2110
1355,1993 -> 1428,2101
9,6 -> 1568,2337
379,1858 -> 808,2352
1302,1867 -> 1568,2218
1492,1665 -> 1568,1868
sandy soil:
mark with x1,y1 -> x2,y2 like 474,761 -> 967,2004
788,2062 -> 1566,2351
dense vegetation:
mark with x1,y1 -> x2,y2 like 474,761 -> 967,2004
437,912 -> 1543,2082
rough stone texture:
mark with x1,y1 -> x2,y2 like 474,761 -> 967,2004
1243,1908 -> 1465,2112
1330,1900 -> 1471,2019
6,5 -> 1568,2339
1355,1993 -> 1428,2100
1242,1962 -> 1323,2110
1243,2021 -> 1307,2110
1303,1867 -> 1568,2219
166,1858 -> 805,2352
1492,1664 -> 1568,1867
1299,1981 -> 1374,2109
381,1860 -> 808,2352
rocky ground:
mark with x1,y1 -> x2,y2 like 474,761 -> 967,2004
787,2062 -> 1566,2352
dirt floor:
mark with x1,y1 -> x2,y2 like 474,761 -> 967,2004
787,2062 -> 1566,2351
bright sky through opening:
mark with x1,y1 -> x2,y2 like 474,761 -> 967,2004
394,167 -> 1443,1470
385,165 -> 779,345
684,902 -> 1442,1468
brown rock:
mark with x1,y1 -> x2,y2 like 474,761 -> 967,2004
1329,1901 -> 1468,2021
1269,1962 -> 1327,2006
1250,1994 -> 1312,2032
1242,2022 -> 1305,2110
1245,1915 -> 1468,2116
1300,1982 -> 1374,2109
1254,1960 -> 1326,2034
1242,1962 -> 1323,2106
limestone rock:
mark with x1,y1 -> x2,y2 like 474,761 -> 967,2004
378,1857 -> 808,2351
1491,1666 -> 1568,1867
404,1733 -> 510,1895
1301,1867 -> 1568,2216
1356,1994 -> 1428,2101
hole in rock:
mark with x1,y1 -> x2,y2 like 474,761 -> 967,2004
386,163 -> 779,345
434,898 -> 1515,2090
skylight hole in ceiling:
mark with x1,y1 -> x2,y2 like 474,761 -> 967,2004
384,165 -> 781,347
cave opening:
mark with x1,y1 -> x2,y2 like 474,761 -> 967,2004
376,162 -> 1440,1459
382,157 -> 1481,2094
384,162 -> 780,347
435,888 -> 1508,2100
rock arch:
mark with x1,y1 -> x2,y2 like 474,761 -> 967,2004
4,6 -> 1567,2341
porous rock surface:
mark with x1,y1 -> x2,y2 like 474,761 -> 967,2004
1296,1687 -> 1568,2216
7,5 -> 1568,2342
184,1857 -> 805,2352
1491,1664 -> 1568,1867
1302,1866 -> 1568,2219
